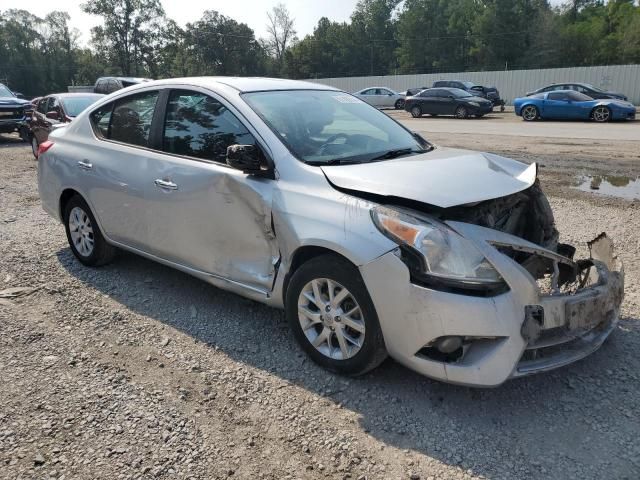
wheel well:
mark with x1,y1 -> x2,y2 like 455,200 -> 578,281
59,189 -> 80,219
282,246 -> 353,301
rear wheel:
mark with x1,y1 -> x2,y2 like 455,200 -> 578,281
31,136 -> 39,159
455,105 -> 468,119
394,99 -> 404,109
592,106 -> 611,123
286,254 -> 387,376
63,195 -> 115,267
522,105 -> 539,121
410,105 -> 422,118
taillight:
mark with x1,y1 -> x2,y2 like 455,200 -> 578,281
37,140 -> 54,158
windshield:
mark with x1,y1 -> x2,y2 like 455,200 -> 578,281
568,91 -> 593,102
0,84 -> 15,97
61,95 -> 103,117
450,88 -> 473,98
461,81 -> 476,89
583,83 -> 605,93
243,90 -> 429,165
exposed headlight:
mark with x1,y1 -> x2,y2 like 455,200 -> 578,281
468,101 -> 480,107
371,206 -> 505,290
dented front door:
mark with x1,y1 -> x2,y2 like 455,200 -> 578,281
143,156 -> 278,292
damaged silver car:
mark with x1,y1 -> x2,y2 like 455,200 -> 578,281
37,77 -> 624,387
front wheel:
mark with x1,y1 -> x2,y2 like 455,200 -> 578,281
455,105 -> 468,119
522,105 -> 539,121
592,106 -> 611,123
31,136 -> 39,159
394,99 -> 404,109
286,255 -> 387,376
410,105 -> 422,118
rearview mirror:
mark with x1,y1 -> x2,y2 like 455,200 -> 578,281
46,111 -> 60,120
226,144 -> 268,175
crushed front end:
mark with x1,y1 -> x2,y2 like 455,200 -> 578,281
359,185 -> 624,387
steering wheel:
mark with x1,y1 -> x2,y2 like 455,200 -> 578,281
318,133 -> 350,155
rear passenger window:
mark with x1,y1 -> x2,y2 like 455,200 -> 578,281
110,91 -> 159,147
90,104 -> 113,138
162,90 -> 256,163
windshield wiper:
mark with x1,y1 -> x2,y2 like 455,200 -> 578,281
369,148 -> 427,162
306,158 -> 364,166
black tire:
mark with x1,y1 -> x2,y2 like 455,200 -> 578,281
591,105 -> 611,123
63,195 -> 115,267
31,135 -> 39,159
394,99 -> 404,109
521,105 -> 539,121
410,105 -> 422,118
455,105 -> 468,119
285,254 -> 387,376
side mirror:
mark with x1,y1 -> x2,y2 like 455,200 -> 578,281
46,111 -> 60,120
226,144 -> 268,175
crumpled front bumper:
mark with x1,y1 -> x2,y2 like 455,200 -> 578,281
359,223 -> 624,387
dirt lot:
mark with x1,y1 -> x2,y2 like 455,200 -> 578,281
1,115 -> 639,480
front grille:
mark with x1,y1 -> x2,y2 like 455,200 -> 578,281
0,108 -> 23,120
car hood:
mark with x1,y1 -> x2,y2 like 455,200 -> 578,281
603,99 -> 635,108
321,148 -> 537,208
0,97 -> 30,107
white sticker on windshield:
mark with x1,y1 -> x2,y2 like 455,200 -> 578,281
332,94 -> 361,104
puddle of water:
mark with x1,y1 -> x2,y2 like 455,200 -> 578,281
574,175 -> 640,200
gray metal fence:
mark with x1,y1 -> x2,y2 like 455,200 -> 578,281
307,64 -> 640,105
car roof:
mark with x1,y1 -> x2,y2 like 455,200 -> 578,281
133,77 -> 339,93
96,76 -> 151,83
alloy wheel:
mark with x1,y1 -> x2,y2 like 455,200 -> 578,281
593,106 -> 611,122
411,106 -> 421,118
522,105 -> 538,121
68,206 -> 95,257
455,106 -> 468,119
297,278 -> 366,360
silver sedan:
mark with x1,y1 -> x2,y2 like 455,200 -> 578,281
37,77 -> 624,386
354,86 -> 405,109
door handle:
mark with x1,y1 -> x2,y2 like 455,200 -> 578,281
154,179 -> 178,190
77,160 -> 92,170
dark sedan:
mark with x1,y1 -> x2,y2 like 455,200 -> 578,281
526,83 -> 628,101
404,88 -> 494,119
29,93 -> 104,157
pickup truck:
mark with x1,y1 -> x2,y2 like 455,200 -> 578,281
0,83 -> 32,140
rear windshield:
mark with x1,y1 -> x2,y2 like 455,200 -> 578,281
0,84 -> 15,97
62,95 -> 103,117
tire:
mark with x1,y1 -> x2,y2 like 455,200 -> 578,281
410,105 -> 422,118
31,136 -> 39,159
63,195 -> 115,267
521,105 -> 539,121
592,105 -> 611,123
394,99 -> 404,110
454,105 -> 468,119
285,254 -> 387,376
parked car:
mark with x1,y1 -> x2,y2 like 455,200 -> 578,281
514,90 -> 636,122
37,77 -> 624,387
433,80 -> 505,111
526,82 -> 628,101
29,93 -> 104,157
354,87 -> 404,109
0,83 -> 32,141
94,76 -> 152,95
405,87 -> 493,118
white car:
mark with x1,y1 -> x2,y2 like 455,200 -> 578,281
37,77 -> 624,386
354,87 -> 405,109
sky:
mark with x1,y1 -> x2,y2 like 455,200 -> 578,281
1,0 -> 360,44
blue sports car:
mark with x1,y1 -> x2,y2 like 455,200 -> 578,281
514,90 -> 636,122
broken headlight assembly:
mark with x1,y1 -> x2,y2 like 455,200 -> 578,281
371,206 -> 508,295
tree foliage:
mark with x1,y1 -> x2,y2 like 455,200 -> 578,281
1,1 -> 639,96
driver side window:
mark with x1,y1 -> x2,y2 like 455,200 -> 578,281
162,90 -> 256,164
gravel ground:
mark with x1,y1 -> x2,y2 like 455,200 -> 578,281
1,129 -> 639,480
